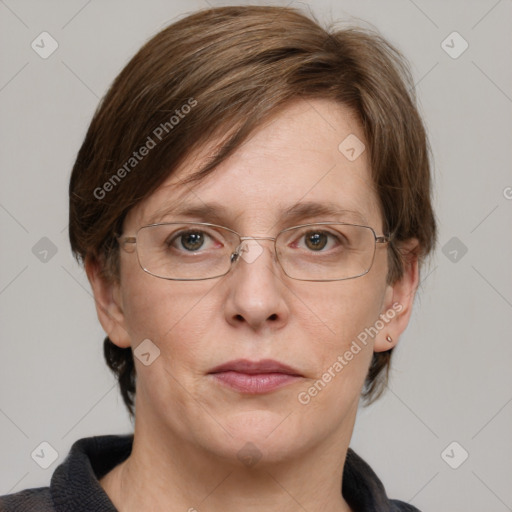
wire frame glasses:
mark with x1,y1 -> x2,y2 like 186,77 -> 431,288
118,221 -> 392,282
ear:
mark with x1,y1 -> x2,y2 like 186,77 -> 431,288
374,239 -> 420,352
84,254 -> 131,348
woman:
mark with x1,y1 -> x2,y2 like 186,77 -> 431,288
0,5 -> 436,511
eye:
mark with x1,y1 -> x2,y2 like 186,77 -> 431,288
295,229 -> 342,252
304,232 -> 329,251
168,230 -> 217,252
180,231 -> 206,251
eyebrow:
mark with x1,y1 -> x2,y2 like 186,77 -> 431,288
146,201 -> 369,226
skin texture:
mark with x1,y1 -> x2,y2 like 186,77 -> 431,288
86,98 -> 419,512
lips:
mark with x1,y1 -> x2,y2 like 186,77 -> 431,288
209,359 -> 302,375
209,359 -> 303,394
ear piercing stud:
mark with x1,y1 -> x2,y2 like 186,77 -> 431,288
386,335 -> 393,343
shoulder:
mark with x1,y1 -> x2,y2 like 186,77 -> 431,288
390,499 -> 422,511
343,448 -> 422,511
0,434 -> 133,512
0,487 -> 54,511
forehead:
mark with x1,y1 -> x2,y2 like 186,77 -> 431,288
128,98 -> 382,231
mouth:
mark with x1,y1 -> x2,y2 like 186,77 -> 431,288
208,359 -> 303,394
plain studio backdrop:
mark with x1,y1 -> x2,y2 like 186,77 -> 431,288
0,1 -> 511,510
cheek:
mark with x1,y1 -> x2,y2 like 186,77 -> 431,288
292,275 -> 387,409
121,272 -> 218,351
119,273 -> 220,414
297,272 -> 386,351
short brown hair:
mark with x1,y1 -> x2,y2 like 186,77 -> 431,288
69,5 -> 436,418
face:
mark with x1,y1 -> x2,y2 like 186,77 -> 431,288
92,98 -> 412,464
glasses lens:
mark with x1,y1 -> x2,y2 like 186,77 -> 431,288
276,224 -> 376,281
136,223 -> 237,280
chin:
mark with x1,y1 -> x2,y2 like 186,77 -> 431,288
199,408 -> 315,466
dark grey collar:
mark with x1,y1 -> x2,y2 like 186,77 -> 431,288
0,434 -> 420,511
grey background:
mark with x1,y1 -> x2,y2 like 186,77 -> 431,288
1,0 -> 511,510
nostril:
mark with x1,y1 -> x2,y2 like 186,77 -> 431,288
268,313 -> 278,321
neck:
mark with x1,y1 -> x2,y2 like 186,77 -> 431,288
100,408 -> 357,512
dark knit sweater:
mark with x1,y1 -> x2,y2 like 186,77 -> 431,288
0,434 -> 420,511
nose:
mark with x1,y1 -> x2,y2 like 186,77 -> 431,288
223,239 -> 290,332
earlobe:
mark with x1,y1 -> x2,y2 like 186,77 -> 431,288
84,255 -> 131,349
374,239 -> 420,353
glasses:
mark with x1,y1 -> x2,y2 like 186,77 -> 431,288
118,222 -> 392,282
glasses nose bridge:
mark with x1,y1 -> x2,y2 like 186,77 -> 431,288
237,235 -> 278,254
231,235 -> 278,266
239,235 -> 276,242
